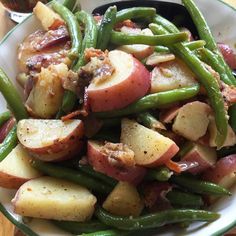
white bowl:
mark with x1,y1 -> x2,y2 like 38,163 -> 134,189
0,1 -> 236,235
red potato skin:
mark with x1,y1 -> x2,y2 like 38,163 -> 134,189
218,43 -> 236,70
87,53 -> 151,112
159,106 -> 180,124
0,118 -> 15,143
142,143 -> 179,168
87,141 -> 146,185
182,150 -> 214,175
0,172 -> 35,189
202,154 -> 236,184
23,122 -> 84,162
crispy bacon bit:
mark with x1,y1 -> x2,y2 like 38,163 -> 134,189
165,160 -> 182,173
61,69 -> 79,93
81,48 -> 114,85
143,183 -> 172,210
101,142 -> 136,167
49,19 -> 65,30
61,108 -> 89,121
84,48 -> 109,61
35,25 -> 69,51
115,20 -> 138,31
221,82 -> 236,104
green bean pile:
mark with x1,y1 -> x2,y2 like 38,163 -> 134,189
0,0 -> 236,235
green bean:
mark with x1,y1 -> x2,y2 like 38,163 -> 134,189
30,160 -> 112,194
69,162 -> 117,187
56,90 -> 77,118
182,0 -> 236,86
166,189 -> 204,208
145,167 -> 173,182
74,10 -> 98,70
95,207 -> 220,230
0,111 -> 11,127
82,230 -> 126,236
155,40 -> 206,53
63,0 -> 80,12
52,220 -> 108,234
97,6 -> 117,50
101,118 -> 121,128
0,125 -> 17,162
217,144 -> 236,158
52,1 -> 82,60
229,104 -> 236,133
153,15 -> 179,33
171,175 -> 231,196
110,30 -> 188,46
94,85 -> 199,118
150,23 -> 228,148
0,68 -> 28,121
197,48 -> 233,85
92,128 -> 120,143
137,112 -> 159,130
115,7 -> 156,23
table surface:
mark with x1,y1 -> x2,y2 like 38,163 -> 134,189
1,1 -> 236,235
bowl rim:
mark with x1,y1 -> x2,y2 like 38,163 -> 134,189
0,1 -> 236,236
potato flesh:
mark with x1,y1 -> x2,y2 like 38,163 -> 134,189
88,50 -> 133,90
17,119 -> 82,149
117,28 -> 154,60
121,119 -> 178,166
172,101 -> 211,141
103,181 -> 143,217
151,58 -> 197,93
12,177 -> 97,222
25,63 -> 67,118
33,2 -> 63,30
208,116 -> 236,147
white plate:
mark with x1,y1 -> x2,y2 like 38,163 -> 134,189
0,1 -> 236,235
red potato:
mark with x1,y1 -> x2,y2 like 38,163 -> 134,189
0,144 -> 42,189
87,50 -> 150,112
33,2 -> 64,30
218,43 -> 236,70
159,105 -> 180,124
172,101 -> 211,141
181,142 -> 217,175
202,155 -> 236,190
117,28 -> 154,60
150,58 -> 197,93
87,140 -> 146,185
17,119 -> 84,162
0,118 -> 15,143
121,119 -> 179,167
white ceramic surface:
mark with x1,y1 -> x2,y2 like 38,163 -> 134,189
0,1 -> 235,235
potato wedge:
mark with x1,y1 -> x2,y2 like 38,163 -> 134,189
103,181 -> 144,217
33,2 -> 64,30
121,119 -> 179,167
12,177 -> 97,221
0,144 -> 42,189
172,101 -> 211,141
150,58 -> 197,93
17,119 -> 84,162
25,63 -> 67,118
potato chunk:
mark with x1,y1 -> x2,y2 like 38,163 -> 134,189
0,144 -> 42,189
103,181 -> 143,217
33,2 -> 64,30
25,63 -> 67,118
172,101 -> 211,141
12,177 -> 97,222
121,119 -> 179,167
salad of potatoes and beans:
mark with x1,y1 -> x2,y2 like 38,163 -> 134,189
0,0 -> 236,235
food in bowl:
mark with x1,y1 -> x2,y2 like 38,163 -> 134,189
0,0 -> 236,235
